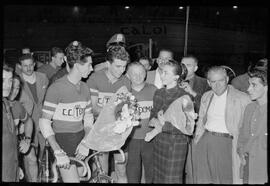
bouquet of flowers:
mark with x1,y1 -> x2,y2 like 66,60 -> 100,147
83,86 -> 140,152
145,95 -> 198,142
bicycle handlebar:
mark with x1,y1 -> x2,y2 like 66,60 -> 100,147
51,157 -> 89,183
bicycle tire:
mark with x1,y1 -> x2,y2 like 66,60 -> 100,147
90,174 -> 114,183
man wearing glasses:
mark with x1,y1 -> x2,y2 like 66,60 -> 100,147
146,49 -> 173,89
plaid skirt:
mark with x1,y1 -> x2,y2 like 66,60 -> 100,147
153,132 -> 189,183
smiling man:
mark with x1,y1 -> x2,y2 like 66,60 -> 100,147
193,66 -> 251,184
86,45 -> 131,183
237,65 -> 268,184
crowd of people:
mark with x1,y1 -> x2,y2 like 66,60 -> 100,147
2,33 -> 268,184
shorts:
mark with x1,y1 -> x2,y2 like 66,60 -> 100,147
55,130 -> 85,166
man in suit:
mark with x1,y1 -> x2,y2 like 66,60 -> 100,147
193,66 -> 251,184
146,49 -> 173,89
17,53 -> 49,182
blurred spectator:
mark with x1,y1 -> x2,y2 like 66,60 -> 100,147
37,47 -> 65,82
231,58 -> 268,93
2,63 -> 19,182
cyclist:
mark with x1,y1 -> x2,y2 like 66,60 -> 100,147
86,45 -> 130,183
39,41 -> 94,182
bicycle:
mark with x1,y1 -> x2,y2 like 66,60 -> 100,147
41,145 -> 125,183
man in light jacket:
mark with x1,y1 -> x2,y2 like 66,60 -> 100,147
193,66 -> 251,184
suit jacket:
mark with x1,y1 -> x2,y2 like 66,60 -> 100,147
195,85 -> 251,183
19,72 -> 49,131
191,75 -> 211,113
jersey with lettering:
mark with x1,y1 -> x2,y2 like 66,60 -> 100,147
129,83 -> 157,139
86,69 -> 131,108
42,75 -> 92,133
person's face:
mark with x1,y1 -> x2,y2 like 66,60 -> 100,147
108,58 -> 127,79
20,59 -> 35,76
160,64 -> 179,86
76,56 -> 93,78
139,59 -> 151,71
247,77 -> 267,101
52,53 -> 65,67
181,57 -> 198,79
207,70 -> 229,96
9,79 -> 20,101
3,70 -> 13,98
127,65 -> 146,86
157,51 -> 173,69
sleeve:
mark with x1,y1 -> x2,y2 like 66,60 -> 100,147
237,105 -> 252,153
42,83 -> 60,116
86,73 -> 99,97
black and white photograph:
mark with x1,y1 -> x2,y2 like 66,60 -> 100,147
2,0 -> 268,184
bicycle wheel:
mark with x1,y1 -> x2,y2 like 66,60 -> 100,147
90,174 -> 114,183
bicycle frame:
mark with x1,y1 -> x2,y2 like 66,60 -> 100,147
51,149 -> 125,183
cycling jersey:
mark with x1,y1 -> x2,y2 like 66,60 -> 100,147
42,75 -> 92,133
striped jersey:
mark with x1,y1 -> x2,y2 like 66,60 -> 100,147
42,75 -> 92,133
129,83 -> 157,139
86,69 -> 131,107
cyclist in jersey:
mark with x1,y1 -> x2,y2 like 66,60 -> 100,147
86,45 -> 130,183
39,41 -> 94,182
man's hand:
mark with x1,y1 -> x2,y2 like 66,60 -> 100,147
54,150 -> 70,169
19,139 -> 31,154
75,140 -> 89,160
180,81 -> 197,97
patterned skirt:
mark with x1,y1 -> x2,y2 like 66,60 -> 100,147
153,132 -> 189,183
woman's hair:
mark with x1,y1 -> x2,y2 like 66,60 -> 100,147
166,59 -> 187,84
106,45 -> 130,64
65,41 -> 93,68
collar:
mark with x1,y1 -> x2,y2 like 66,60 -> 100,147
213,87 -> 228,99
22,72 -> 36,84
105,70 -> 121,84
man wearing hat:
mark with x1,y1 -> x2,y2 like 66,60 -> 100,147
94,33 -> 126,71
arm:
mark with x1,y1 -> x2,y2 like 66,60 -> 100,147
39,112 -> 70,169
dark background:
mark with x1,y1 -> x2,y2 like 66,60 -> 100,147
3,2 -> 269,77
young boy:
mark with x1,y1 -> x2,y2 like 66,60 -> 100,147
125,62 -> 157,183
